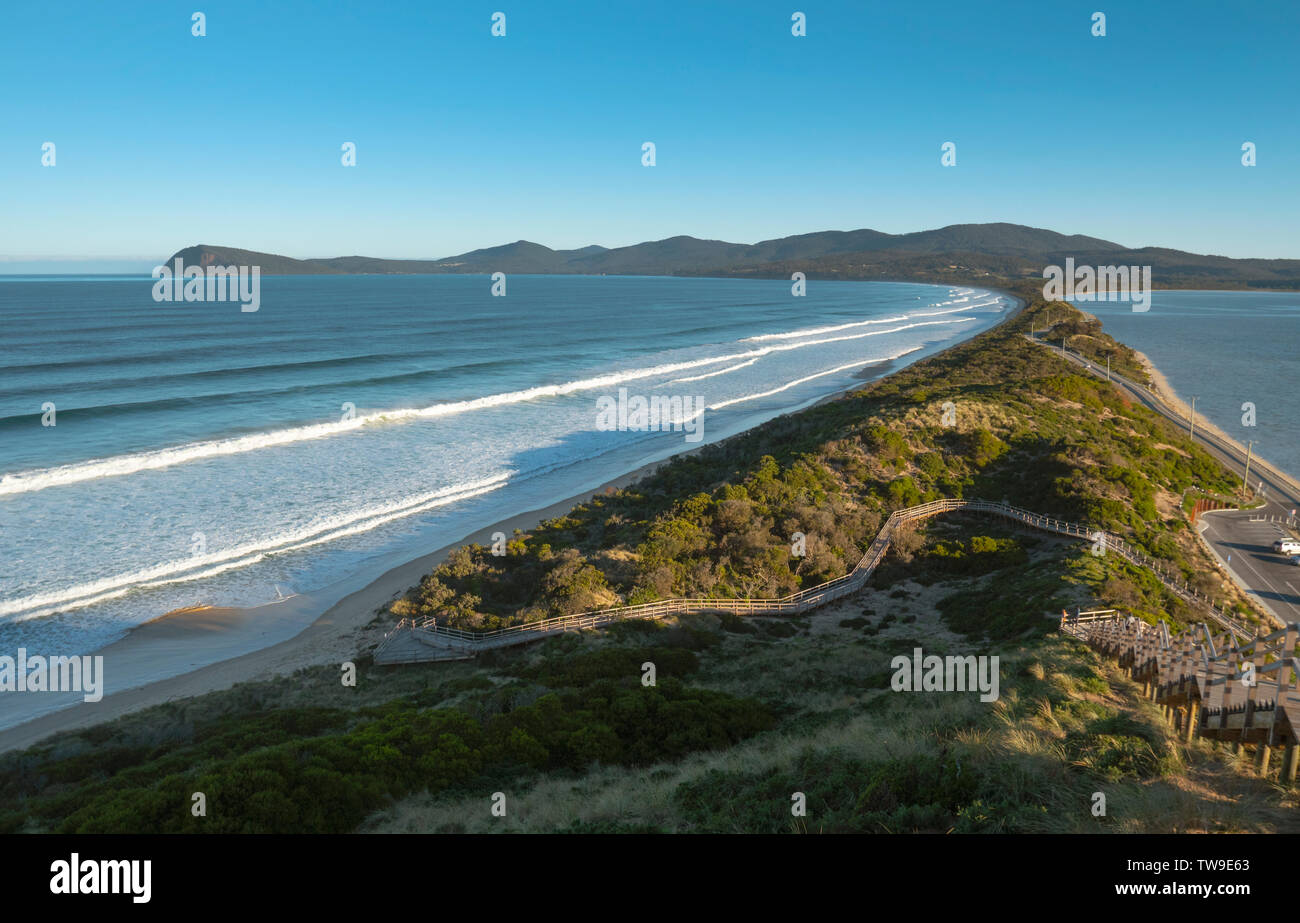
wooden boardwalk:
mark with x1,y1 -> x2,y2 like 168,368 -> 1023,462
375,497 -> 1257,665
1062,610 -> 1300,784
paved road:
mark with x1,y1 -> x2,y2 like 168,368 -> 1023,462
1199,512 -> 1300,622
1027,333 -> 1300,625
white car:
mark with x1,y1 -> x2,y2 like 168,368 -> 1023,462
1272,538 -> 1300,555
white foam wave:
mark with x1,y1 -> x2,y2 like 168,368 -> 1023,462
707,347 -> 923,411
741,294 -> 999,342
0,316 -> 975,497
741,315 -> 910,342
908,300 -> 998,318
664,358 -> 760,384
1,473 -> 511,621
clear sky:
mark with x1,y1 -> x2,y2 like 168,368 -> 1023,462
2,0 -> 1297,269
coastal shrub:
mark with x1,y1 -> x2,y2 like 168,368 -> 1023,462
517,646 -> 698,688
916,451 -> 947,481
673,750 -> 983,834
538,548 -> 616,615
385,301 -> 1240,635
888,525 -> 924,563
867,425 -> 912,468
965,429 -> 1007,467
938,558 -> 1068,640
38,677 -> 772,833
13,633 -> 773,834
887,476 -> 923,508
894,534 -> 1029,586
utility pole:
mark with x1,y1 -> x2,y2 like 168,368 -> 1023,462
1061,337 -> 1066,357
1106,354 -> 1110,381
1243,440 -> 1254,497
1189,396 -> 1197,442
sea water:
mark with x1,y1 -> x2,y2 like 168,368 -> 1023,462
0,274 -> 1011,664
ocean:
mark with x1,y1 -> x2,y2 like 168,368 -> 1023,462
1080,291 -> 1300,479
0,275 -> 1012,667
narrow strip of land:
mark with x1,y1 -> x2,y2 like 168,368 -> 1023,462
1026,333 -> 1300,623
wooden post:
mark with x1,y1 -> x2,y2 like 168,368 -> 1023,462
1283,744 -> 1299,785
1257,743 -> 1272,776
1183,703 -> 1197,742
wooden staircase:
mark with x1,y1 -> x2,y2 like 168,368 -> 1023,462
1061,610 -> 1300,784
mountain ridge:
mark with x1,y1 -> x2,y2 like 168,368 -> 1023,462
166,223 -> 1300,289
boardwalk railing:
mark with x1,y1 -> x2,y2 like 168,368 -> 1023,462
375,497 -> 1257,663
1059,608 -> 1120,640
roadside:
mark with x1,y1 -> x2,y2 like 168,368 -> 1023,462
1025,329 -> 1298,627
1198,511 -> 1300,623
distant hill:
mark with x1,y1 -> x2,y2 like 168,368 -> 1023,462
165,223 -> 1300,289
165,245 -> 450,275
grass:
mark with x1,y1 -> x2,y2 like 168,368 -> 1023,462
360,567 -> 1298,833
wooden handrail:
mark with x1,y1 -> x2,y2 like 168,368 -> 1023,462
375,497 -> 1263,662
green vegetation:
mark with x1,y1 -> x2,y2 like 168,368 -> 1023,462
4,284 -> 1288,834
393,290 -> 1256,638
1,637 -> 771,833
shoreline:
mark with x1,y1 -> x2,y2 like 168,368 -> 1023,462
0,456 -> 677,754
0,286 -> 1021,754
1129,347 -> 1300,499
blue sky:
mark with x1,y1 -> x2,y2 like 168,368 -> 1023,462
2,0 -> 1297,268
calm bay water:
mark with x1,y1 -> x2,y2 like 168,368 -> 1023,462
1083,291 -> 1300,480
0,275 -> 1012,659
